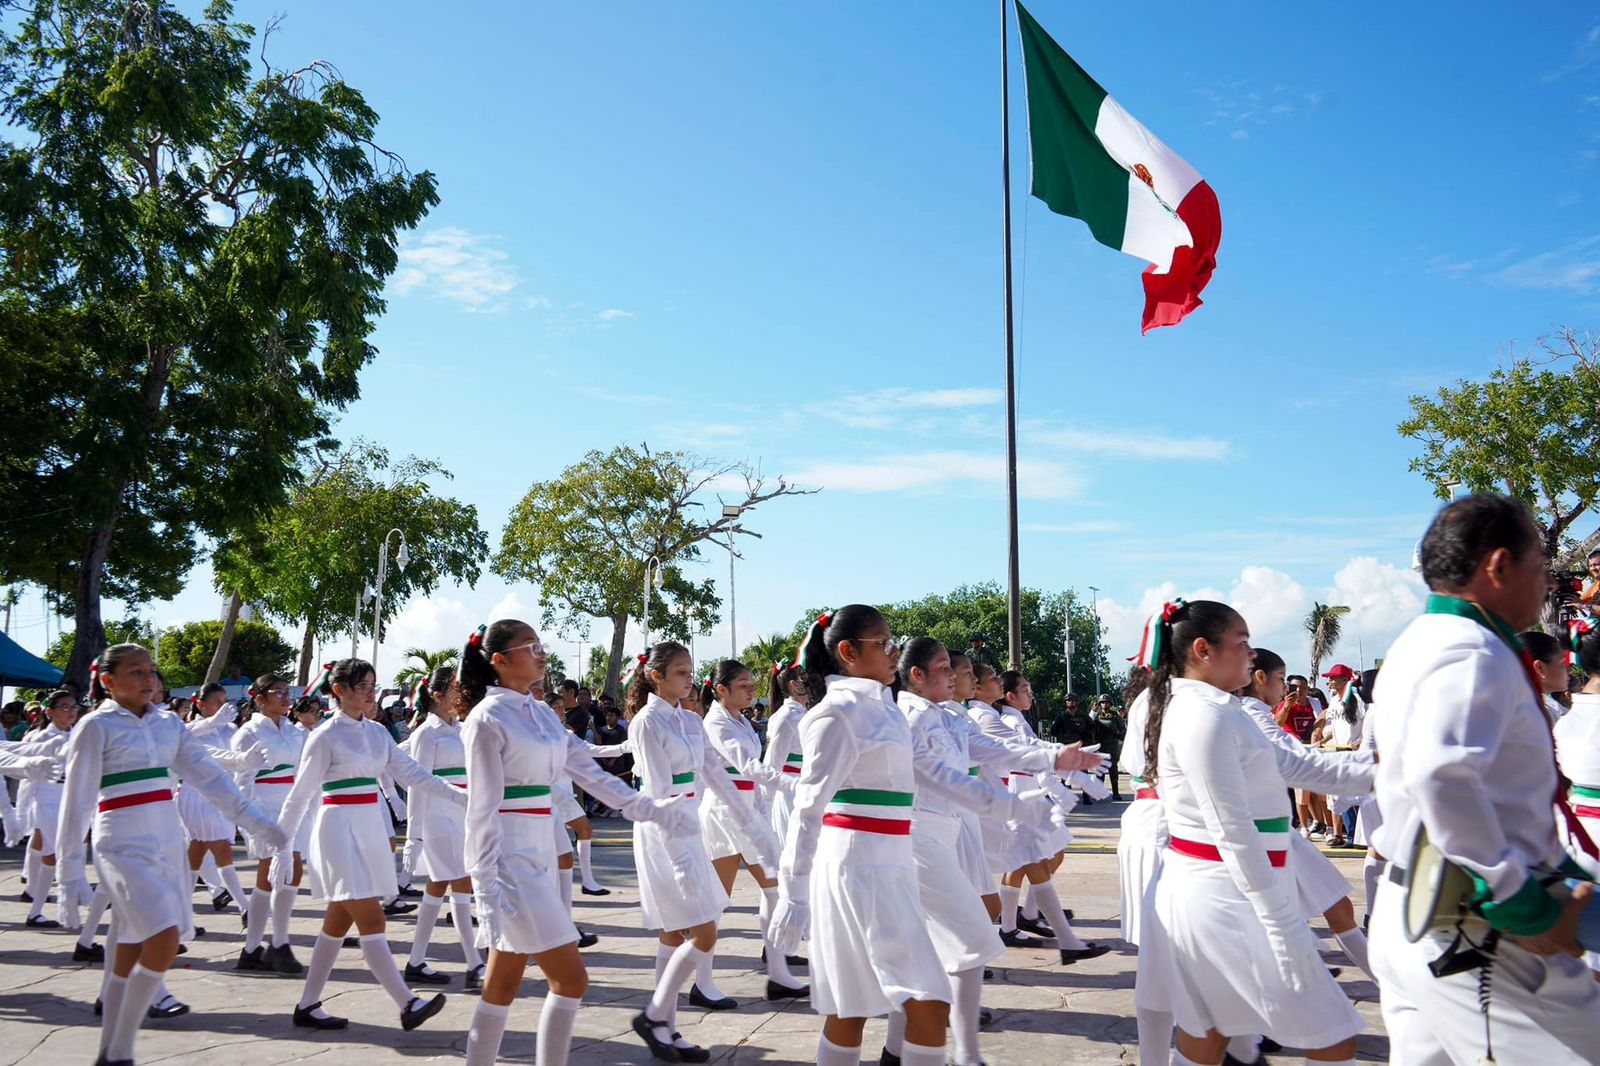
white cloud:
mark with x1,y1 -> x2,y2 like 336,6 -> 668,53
811,387 -> 1002,430
1486,235 -> 1600,293
375,595 -> 478,665
392,227 -> 522,311
1023,520 -> 1126,534
1094,558 -> 1425,675
787,451 -> 1080,499
597,308 -> 634,322
1027,424 -> 1234,461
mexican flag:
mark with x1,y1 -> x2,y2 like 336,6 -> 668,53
1016,2 -> 1221,333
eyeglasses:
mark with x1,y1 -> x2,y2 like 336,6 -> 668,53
851,637 -> 901,655
347,683 -> 378,694
263,688 -> 290,698
499,640 -> 546,658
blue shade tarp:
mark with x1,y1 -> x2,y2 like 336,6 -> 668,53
0,631 -> 65,688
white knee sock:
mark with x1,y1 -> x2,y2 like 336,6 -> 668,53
536,991 -> 581,1066
1031,881 -> 1087,950
1226,1034 -> 1262,1063
219,864 -> 247,910
24,847 -> 41,893
950,966 -> 985,1065
885,1007 -> 907,1055
451,892 -> 482,967
900,1042 -> 945,1066
98,974 -> 126,1053
1333,925 -> 1373,980
998,885 -> 1020,932
762,887 -> 801,987
1135,1007 -> 1174,1064
99,914 -> 119,1003
109,962 -> 164,1060
1021,882 -> 1041,920
694,943 -> 728,999
1362,854 -> 1381,923
243,889 -> 271,952
559,863 -> 573,915
79,886 -> 110,947
409,894 -> 444,967
359,932 -> 416,1010
297,932 -> 343,1011
576,839 -> 603,891
270,883 -> 296,947
466,999 -> 511,1066
199,853 -> 225,894
28,861 -> 54,920
648,942 -> 705,1021
818,1034 -> 862,1065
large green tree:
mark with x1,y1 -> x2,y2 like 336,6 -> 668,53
1304,601 -> 1349,682
778,583 -> 1112,720
494,444 -> 813,698
1399,345 -> 1600,563
153,618 -> 294,688
212,442 -> 487,684
0,1 -> 437,689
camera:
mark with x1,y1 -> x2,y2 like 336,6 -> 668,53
1551,568 -> 1591,627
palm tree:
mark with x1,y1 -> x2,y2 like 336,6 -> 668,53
1304,603 -> 1350,682
394,646 -> 460,688
742,633 -> 794,699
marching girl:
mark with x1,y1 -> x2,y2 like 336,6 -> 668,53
765,606 -> 947,1066
1138,601 -> 1361,1066
761,661 -> 811,848
273,657 -> 468,1033
892,638 -> 1096,1066
698,659 -> 806,1004
54,643 -> 289,1066
627,640 -> 780,1063
230,674 -> 312,976
1555,622 -> 1600,971
0,742 -> 62,898
530,689 -> 606,947
177,684 -> 255,919
402,665 -> 486,990
456,620 -> 697,1066
8,688 -> 78,928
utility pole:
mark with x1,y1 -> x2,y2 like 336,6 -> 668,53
1088,585 -> 1102,700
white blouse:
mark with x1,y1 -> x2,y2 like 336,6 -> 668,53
761,697 -> 808,780
231,713 -> 308,793
1555,692 -> 1600,788
1239,696 -> 1375,796
704,702 -> 793,800
896,691 -> 1026,822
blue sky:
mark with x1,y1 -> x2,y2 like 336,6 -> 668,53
13,1 -> 1600,676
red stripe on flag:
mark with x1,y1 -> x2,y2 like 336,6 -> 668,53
498,807 -> 552,816
97,789 -> 173,812
321,793 -> 378,806
733,780 -> 756,791
1141,181 -> 1221,333
1169,836 -> 1284,867
821,812 -> 912,836
1574,804 -> 1600,820
256,776 -> 295,785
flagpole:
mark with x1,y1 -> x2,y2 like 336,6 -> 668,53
1000,0 -> 1023,671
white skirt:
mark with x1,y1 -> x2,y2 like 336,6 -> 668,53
248,781 -> 311,858
29,785 -> 62,854
980,812 -> 1036,874
177,783 -> 233,843
417,795 -> 468,883
913,816 -> 1004,973
476,813 -> 577,955
955,811 -> 992,895
1289,831 -> 1351,919
94,800 -> 195,945
1146,852 -> 1363,1048
555,782 -> 584,823
770,786 -> 796,853
701,795 -> 760,865
550,809 -> 573,858
309,801 -> 399,902
809,828 -> 951,1018
1354,796 -> 1382,849
1117,797 -> 1164,946
634,818 -> 727,932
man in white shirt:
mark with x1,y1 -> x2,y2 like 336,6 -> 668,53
1370,493 -> 1597,1065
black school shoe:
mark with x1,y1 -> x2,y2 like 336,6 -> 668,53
93,1055 -> 132,1066
999,929 -> 1038,948
879,1050 -> 902,1066
212,889 -> 233,911
24,915 -> 60,929
292,1000 -> 348,1030
400,992 -> 446,1031
576,927 -> 599,948
671,1034 -> 711,1063
268,943 -> 303,976
464,963 -> 485,991
404,961 -> 451,985
73,941 -> 105,963
383,899 -> 417,917
148,993 -> 190,1019
765,979 -> 808,1001
631,1010 -> 682,1062
1058,943 -> 1112,964
236,946 -> 268,971
1015,912 -> 1053,938
688,984 -> 736,1010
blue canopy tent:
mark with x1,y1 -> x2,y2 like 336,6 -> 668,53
0,631 -> 65,689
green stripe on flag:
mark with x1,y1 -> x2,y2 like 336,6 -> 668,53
322,777 -> 377,792
671,772 -> 695,785
785,754 -> 803,763
1015,2 -> 1127,250
100,767 -> 168,788
1254,817 -> 1291,833
503,784 -> 551,798
831,788 -> 913,807
433,767 -> 466,777
1572,784 -> 1600,800
256,763 -> 294,778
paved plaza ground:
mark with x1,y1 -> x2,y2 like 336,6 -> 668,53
0,803 -> 1388,1064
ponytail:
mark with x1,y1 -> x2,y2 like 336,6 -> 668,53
797,603 -> 884,700
705,658 -> 751,711
91,643 -> 145,703
1240,648 -> 1285,703
772,660 -> 808,707
626,641 -> 690,719
415,664 -> 456,718
894,636 -> 946,700
1141,599 -> 1241,784
453,621 -> 521,717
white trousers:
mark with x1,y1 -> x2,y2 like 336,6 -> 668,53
1369,876 -> 1600,1065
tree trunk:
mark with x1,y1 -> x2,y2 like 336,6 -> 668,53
604,613 -> 630,699
297,622 -> 316,687
205,591 -> 244,686
64,515 -> 119,694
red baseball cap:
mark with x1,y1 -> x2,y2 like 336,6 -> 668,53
1322,664 -> 1355,680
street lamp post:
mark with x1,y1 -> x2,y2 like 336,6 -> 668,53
642,556 -> 664,648
1064,598 -> 1074,697
371,529 -> 411,684
1088,585 -> 1102,700
352,583 -> 375,660
722,505 -> 744,658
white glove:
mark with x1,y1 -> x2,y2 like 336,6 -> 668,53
1261,907 -> 1322,993
1008,788 -> 1060,837
268,849 -> 297,888
25,755 -> 61,782
2,806 -> 23,847
1055,742 -> 1111,774
667,838 -> 704,901
401,836 -> 422,876
387,793 -> 408,821
476,877 -> 519,921
59,877 -> 96,914
1072,770 -> 1112,801
768,872 -> 810,956
444,787 -> 468,809
247,744 -> 275,770
745,822 -> 781,874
